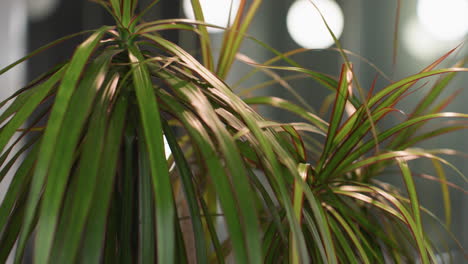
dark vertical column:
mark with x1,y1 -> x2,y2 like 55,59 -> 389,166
138,0 -> 180,43
265,0 -> 340,122
157,0 -> 180,43
27,0 -> 83,81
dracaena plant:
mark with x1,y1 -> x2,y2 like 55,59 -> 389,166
0,0 -> 467,263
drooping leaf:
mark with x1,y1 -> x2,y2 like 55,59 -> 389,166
34,48 -> 117,264
129,45 -> 176,264
14,27 -> 110,264
163,120 -> 209,264
50,72 -> 120,263
79,95 -> 127,264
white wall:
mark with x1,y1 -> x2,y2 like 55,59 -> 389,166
0,0 -> 27,204
0,1 -> 57,262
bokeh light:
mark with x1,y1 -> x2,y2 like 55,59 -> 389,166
417,0 -> 468,41
27,0 -> 59,21
403,17 -> 460,61
286,0 -> 344,49
183,0 -> 240,33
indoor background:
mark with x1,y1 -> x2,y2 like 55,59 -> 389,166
0,0 -> 466,262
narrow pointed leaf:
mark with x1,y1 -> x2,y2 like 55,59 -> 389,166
244,96 -> 328,131
0,145 -> 39,232
189,0 -> 214,70
34,49 -> 116,264
0,67 -> 65,153
128,45 -> 176,264
79,95 -> 127,264
163,121 -> 209,264
14,27 -> 109,264
318,64 -> 352,171
50,74 -> 118,263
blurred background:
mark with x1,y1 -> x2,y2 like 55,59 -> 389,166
0,0 -> 466,262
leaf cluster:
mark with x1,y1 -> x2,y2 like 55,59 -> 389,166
0,0 -> 467,263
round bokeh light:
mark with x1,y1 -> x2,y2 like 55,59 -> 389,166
417,0 -> 468,41
286,0 -> 344,49
183,0 -> 241,33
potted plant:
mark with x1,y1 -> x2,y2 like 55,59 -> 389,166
0,0 -> 466,263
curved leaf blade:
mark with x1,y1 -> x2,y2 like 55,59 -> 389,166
128,45 -> 176,264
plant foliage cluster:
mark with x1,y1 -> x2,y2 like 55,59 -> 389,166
0,0 -> 467,263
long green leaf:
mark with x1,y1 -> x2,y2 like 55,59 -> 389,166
398,125 -> 468,150
0,191 -> 27,263
121,0 -> 133,26
302,211 -> 328,264
317,64 -> 352,171
128,45 -> 176,264
331,113 -> 468,178
431,160 -> 451,228
158,91 -> 250,263
291,163 -> 309,264
327,215 -> 358,264
0,144 -> 39,233
331,68 -> 468,149
163,120 -> 209,264
129,0 -> 161,30
168,68 -> 310,264
238,61 -> 342,99
233,121 -> 325,142
50,73 -> 119,263
390,59 -> 466,149
119,120 -> 137,263
109,0 -> 122,19
137,130 -> 156,264
198,191 -> 225,264
235,53 -> 316,113
217,0 -> 263,79
319,107 -> 394,180
0,132 -> 41,184
14,27 -> 109,264
326,205 -> 370,264
163,75 -> 263,264
396,159 -> 427,263
337,183 -> 432,264
79,95 -> 127,264
244,96 -> 328,131
34,49 -> 116,264
413,59 -> 466,117
144,36 -> 278,262
0,31 -> 93,77
0,63 -> 65,111
0,67 -> 65,153
189,0 -> 214,70
300,185 -> 338,263
370,68 -> 468,110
